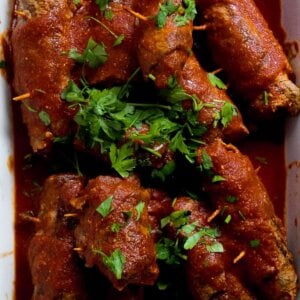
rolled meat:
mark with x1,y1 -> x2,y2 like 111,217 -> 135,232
171,197 -> 255,300
12,0 -> 75,152
196,0 -> 300,119
28,174 -> 87,299
74,175 -> 159,290
135,0 -> 248,143
197,139 -> 298,299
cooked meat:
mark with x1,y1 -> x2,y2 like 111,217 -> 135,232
28,174 -> 87,299
197,139 -> 298,299
196,0 -> 300,119
136,0 -> 248,143
172,197 -> 255,300
74,175 -> 159,290
12,0 -> 140,152
12,0 -> 75,152
147,188 -> 172,241
70,0 -> 140,85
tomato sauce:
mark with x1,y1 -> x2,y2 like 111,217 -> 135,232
11,1 -> 288,298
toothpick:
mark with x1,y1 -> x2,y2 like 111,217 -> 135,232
13,92 -> 31,101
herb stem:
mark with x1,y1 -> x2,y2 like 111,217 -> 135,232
88,16 -> 118,39
128,103 -> 172,110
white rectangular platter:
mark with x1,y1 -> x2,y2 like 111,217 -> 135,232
0,0 -> 299,299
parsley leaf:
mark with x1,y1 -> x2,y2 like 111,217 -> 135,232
109,143 -> 136,177
161,210 -> 190,229
174,0 -> 197,27
94,248 -> 125,279
156,238 -> 187,265
135,201 -> 145,221
250,239 -> 260,248
69,37 -> 108,68
199,149 -> 213,172
220,102 -> 238,127
96,195 -> 113,217
61,80 -> 85,103
95,0 -> 110,12
263,91 -> 269,105
0,60 -> 6,69
38,111 -> 51,126
184,227 -> 220,250
206,242 -> 224,253
156,0 -> 179,28
207,73 -> 227,89
226,195 -> 238,203
151,161 -> 176,182
113,34 -> 125,47
111,223 -> 123,233
212,175 -> 225,183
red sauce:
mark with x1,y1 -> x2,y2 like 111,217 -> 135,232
11,1 -> 288,298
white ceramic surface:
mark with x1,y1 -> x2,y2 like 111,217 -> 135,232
283,0 -> 300,295
0,0 -> 299,298
0,1 -> 15,299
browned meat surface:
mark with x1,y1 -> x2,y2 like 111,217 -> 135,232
135,0 -> 248,143
197,139 -> 297,299
196,0 -> 300,118
171,197 -> 255,300
11,0 -> 140,152
12,0 -> 75,152
28,174 -> 87,299
74,175 -> 159,290
70,0 -> 139,85
147,189 -> 172,241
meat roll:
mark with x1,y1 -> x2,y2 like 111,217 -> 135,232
196,0 -> 300,119
12,0 -> 75,152
136,0 -> 248,143
197,139 -> 298,299
28,174 -> 87,299
74,175 -> 159,290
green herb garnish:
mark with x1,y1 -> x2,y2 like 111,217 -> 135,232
69,37 -> 108,68
96,195 -> 113,217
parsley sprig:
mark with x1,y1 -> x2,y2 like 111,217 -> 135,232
156,0 -> 197,28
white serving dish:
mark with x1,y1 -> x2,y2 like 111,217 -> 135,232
0,1 -> 299,299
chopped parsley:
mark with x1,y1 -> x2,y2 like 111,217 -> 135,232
263,91 -> 269,106
155,0 -> 196,28
151,160 -> 176,181
156,0 -> 179,28
135,201 -> 145,221
214,102 -> 238,128
174,0 -> 197,27
250,239 -> 260,248
160,210 -> 190,229
206,242 -> 224,253
95,0 -> 110,12
111,223 -> 123,233
156,238 -> 187,265
198,149 -> 213,173
212,175 -> 225,183
109,143 -> 136,178
184,227 -> 220,250
224,214 -> 232,224
0,60 -> 6,69
226,195 -> 238,203
96,195 -> 113,217
207,73 -> 227,90
69,37 -> 108,68
94,248 -> 125,279
38,111 -> 51,126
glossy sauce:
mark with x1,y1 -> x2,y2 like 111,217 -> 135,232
12,1 -> 287,298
